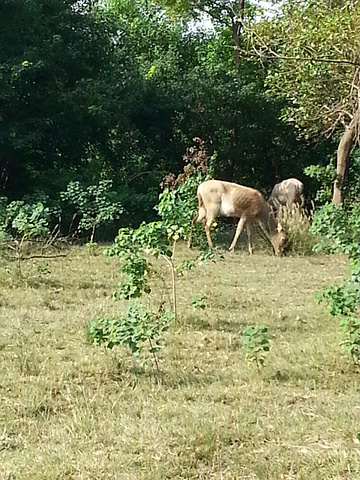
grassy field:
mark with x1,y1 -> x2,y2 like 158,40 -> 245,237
0,240 -> 359,480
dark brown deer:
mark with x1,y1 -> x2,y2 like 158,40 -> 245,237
268,178 -> 304,216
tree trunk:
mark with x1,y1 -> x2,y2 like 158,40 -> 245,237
232,0 -> 245,68
332,108 -> 360,205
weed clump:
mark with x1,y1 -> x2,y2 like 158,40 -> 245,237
279,204 -> 318,255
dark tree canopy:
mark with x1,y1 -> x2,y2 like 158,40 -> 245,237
0,0 -> 336,223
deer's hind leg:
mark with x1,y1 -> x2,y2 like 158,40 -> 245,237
204,213 -> 215,248
246,224 -> 253,255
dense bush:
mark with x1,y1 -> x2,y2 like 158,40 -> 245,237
311,202 -> 360,362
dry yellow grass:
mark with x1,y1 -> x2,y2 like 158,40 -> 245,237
0,243 -> 359,479
276,204 -> 317,256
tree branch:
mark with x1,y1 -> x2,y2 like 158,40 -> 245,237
13,253 -> 70,260
235,49 -> 360,67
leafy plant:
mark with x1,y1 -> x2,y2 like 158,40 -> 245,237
311,202 -> 360,257
105,223 -> 170,301
191,294 -> 207,310
0,197 -> 10,243
88,302 -> 174,369
156,171 -> 203,240
241,324 -> 270,368
6,201 -> 51,239
304,163 -> 335,205
85,241 -> 99,256
177,259 -> 196,273
312,202 -> 360,363
94,152 -> 223,369
61,180 -> 123,241
339,317 -> 360,361
319,283 -> 359,318
156,138 -> 215,247
3,200 -> 56,277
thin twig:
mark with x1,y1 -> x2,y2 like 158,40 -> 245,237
236,50 -> 360,67
148,338 -> 160,372
161,252 -> 177,322
8,253 -> 69,261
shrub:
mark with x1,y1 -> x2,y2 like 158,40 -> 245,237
241,324 -> 270,368
304,162 -> 335,205
312,202 -> 360,363
279,205 -> 318,255
88,302 -> 174,368
311,202 -> 360,257
61,180 -> 123,241
156,138 -> 215,247
6,200 -> 51,239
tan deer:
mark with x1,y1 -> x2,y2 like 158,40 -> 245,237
188,179 -> 286,255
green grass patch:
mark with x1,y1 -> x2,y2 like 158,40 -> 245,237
0,245 -> 358,479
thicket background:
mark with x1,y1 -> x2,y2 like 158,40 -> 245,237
3,0 -> 355,234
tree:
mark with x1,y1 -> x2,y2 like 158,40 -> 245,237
0,0 -> 127,198
107,0 -> 333,200
154,0 -> 252,67
247,0 -> 360,204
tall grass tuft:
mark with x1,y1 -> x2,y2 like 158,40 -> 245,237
279,204 -> 318,255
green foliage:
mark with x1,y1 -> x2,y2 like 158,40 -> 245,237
105,222 -> 171,300
319,283 -> 359,318
115,253 -> 151,300
304,163 -> 335,204
61,180 -> 123,240
313,202 -> 360,363
256,0 -> 360,137
156,175 -> 200,238
241,324 -> 270,368
197,248 -> 221,263
343,149 -> 360,204
105,228 -> 151,300
106,222 -> 170,259
339,317 -> 360,361
191,295 -> 207,310
91,216 -> 178,368
6,201 -> 51,239
311,203 -> 360,257
177,259 -> 196,272
97,201 -> 223,368
1,0 -> 123,198
132,222 -> 172,256
156,140 -> 217,248
0,197 -> 10,242
156,140 -> 214,243
1,0 -> 333,214
0,196 -> 64,278
88,302 -> 173,362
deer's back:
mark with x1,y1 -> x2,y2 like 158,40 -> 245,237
198,180 -> 265,219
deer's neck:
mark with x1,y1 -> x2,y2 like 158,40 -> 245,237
261,203 -> 279,237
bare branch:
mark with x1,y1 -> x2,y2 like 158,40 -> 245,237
11,253 -> 69,261
241,27 -> 360,66
235,49 -> 360,67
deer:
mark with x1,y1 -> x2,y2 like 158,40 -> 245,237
268,178 -> 304,216
188,179 -> 286,255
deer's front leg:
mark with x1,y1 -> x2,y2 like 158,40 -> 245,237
229,217 -> 246,252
